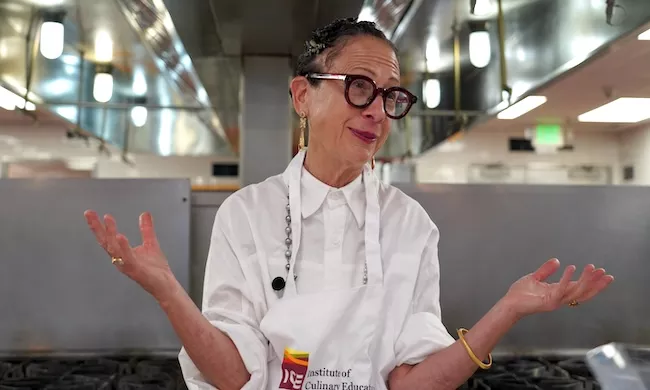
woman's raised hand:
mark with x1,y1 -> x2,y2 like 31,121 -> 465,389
84,210 -> 176,300
503,258 -> 614,318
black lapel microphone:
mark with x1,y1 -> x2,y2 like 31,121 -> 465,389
272,276 -> 286,291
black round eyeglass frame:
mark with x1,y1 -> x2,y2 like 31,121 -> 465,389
306,73 -> 418,119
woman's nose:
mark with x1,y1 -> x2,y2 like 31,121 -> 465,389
362,94 -> 387,122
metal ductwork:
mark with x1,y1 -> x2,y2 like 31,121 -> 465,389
112,0 -> 231,152
161,0 -> 369,154
0,0 -> 234,158
6,0 -> 650,163
380,0 -> 650,160
358,0 -> 416,40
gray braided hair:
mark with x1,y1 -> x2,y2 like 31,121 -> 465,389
295,17 -> 397,81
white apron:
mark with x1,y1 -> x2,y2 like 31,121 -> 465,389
260,150 -> 385,390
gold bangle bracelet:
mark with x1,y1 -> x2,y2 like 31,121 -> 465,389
457,328 -> 493,370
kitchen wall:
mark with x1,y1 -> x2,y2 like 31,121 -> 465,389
619,124 -> 650,186
93,154 -> 239,186
4,124 -> 643,186
415,129 -> 623,185
96,129 -> 623,185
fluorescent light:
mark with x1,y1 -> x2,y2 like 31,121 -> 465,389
577,98 -> 650,123
497,96 -> 547,119
0,87 -> 16,110
469,31 -> 491,68
40,21 -> 64,59
0,86 -> 36,111
17,100 -> 36,111
423,79 -> 441,109
639,28 -> 650,40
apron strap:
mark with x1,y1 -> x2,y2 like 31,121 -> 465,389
284,150 -> 306,296
284,151 -> 384,295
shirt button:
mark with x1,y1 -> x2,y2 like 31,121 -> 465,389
332,238 -> 341,247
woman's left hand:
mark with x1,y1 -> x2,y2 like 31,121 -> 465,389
502,258 -> 614,318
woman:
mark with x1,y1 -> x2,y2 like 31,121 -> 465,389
84,18 -> 613,390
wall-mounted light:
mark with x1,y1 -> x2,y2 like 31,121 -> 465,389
469,21 -> 491,68
94,30 -> 113,63
93,63 -> 113,103
130,96 -> 148,127
422,78 -> 441,109
40,11 -> 66,60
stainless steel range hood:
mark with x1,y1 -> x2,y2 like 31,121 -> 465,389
377,0 -> 650,159
0,0 -> 235,157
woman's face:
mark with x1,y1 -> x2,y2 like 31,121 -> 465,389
293,36 -> 401,168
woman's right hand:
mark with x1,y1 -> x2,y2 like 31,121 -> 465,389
84,210 -> 177,301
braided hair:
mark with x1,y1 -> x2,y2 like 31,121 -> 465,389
295,18 -> 397,84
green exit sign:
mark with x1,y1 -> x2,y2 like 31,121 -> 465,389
535,124 -> 563,146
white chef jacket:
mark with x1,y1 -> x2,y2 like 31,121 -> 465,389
178,166 -> 455,388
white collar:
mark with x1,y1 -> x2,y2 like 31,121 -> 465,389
300,167 -> 365,228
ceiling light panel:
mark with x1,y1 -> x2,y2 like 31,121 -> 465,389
578,98 -> 650,123
497,96 -> 548,120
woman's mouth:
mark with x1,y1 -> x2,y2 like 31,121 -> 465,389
349,128 -> 378,144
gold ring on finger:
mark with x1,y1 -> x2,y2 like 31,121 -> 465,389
111,257 -> 124,266
568,300 -> 580,307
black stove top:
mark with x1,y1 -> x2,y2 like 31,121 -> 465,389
0,356 -> 187,390
0,354 -> 598,390
461,356 -> 600,390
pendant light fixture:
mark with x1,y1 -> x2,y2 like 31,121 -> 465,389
130,96 -> 148,127
40,11 -> 66,60
423,78 -> 441,109
93,63 -> 113,103
470,0 -> 493,16
468,21 -> 491,68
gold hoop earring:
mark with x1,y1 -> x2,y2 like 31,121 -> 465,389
371,156 -> 376,170
299,113 -> 306,150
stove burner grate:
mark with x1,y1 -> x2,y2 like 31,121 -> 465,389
462,356 -> 601,390
0,357 -> 187,390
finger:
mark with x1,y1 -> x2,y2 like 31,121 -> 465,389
576,270 -> 614,303
557,264 -> 576,296
116,234 -> 135,269
562,264 -> 596,302
562,280 -> 580,298
532,258 -> 561,281
571,268 -> 605,300
103,214 -> 122,256
104,214 -> 118,238
84,210 -> 107,246
139,212 -> 160,248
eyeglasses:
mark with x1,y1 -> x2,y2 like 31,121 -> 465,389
306,73 -> 417,119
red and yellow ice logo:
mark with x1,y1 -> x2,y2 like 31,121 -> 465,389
279,348 -> 309,390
